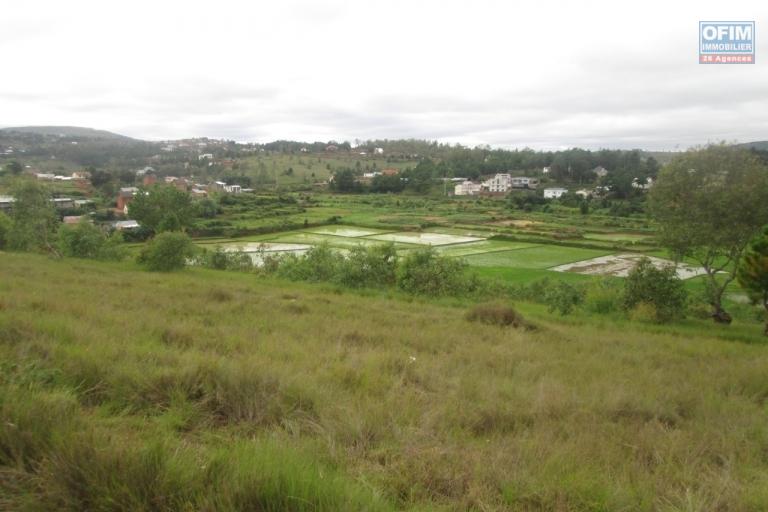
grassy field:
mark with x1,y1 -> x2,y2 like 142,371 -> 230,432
1,253 -> 768,511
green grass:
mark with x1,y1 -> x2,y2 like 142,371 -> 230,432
463,245 -> 612,269
1,253 -> 767,510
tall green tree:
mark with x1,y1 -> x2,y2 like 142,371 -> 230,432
737,225 -> 768,335
329,169 -> 359,193
3,161 -> 23,175
649,145 -> 768,322
0,211 -> 11,249
128,185 -> 195,233
7,179 -> 59,253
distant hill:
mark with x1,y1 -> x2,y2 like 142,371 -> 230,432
735,141 -> 768,151
0,126 -> 135,141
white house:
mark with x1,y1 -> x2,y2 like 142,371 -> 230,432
542,166 -> 551,174
112,220 -> 140,230
592,166 -> 609,178
454,181 -> 482,196
544,187 -> 568,199
575,189 -> 591,198
374,147 -> 384,154
632,177 -> 654,190
224,184 -> 242,194
134,166 -> 155,176
510,177 -> 539,189
198,153 -> 214,160
482,173 -> 513,193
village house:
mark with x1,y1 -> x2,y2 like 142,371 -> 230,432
381,168 -> 400,176
482,173 -> 513,193
374,147 -> 384,154
63,215 -> 89,225
198,153 -> 214,161
134,166 -> 155,177
542,166 -> 551,175
112,220 -> 140,231
510,176 -> 539,189
543,187 -> 569,199
0,196 -> 15,212
454,180 -> 482,196
592,166 -> 609,178
116,187 -> 139,214
74,199 -> 94,209
51,198 -> 75,209
35,173 -> 55,180
632,177 -> 654,190
142,174 -> 157,186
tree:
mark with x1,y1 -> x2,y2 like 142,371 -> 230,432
622,258 -> 687,323
737,226 -> 768,335
7,179 -> 59,253
57,220 -> 127,260
128,185 -> 195,234
137,232 -> 195,271
406,159 -> 435,194
4,161 -> 23,175
330,169 -> 359,193
396,248 -> 476,296
649,145 -> 768,322
0,211 -> 11,249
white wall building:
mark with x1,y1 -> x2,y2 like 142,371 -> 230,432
544,187 -> 568,199
454,181 -> 482,196
482,173 -> 512,193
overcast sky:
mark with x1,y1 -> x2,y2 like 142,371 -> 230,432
1,0 -> 766,150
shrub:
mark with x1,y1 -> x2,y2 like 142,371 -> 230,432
0,211 -> 11,249
465,302 -> 528,328
196,246 -> 253,272
337,243 -> 397,288
57,220 -> 127,261
138,232 -> 196,272
544,281 -> 585,315
396,248 -> 477,296
622,257 -> 687,323
275,243 -> 340,282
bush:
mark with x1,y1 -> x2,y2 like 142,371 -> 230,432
544,281 -> 584,315
275,243 -> 340,282
396,248 -> 477,296
622,257 -> 687,323
57,220 -> 127,261
337,243 -> 397,288
196,246 -> 253,272
465,302 -> 528,328
138,232 -> 196,272
0,211 -> 11,249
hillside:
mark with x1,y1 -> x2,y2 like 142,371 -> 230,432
1,253 -> 767,510
0,125 -> 134,141
736,140 -> 768,151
